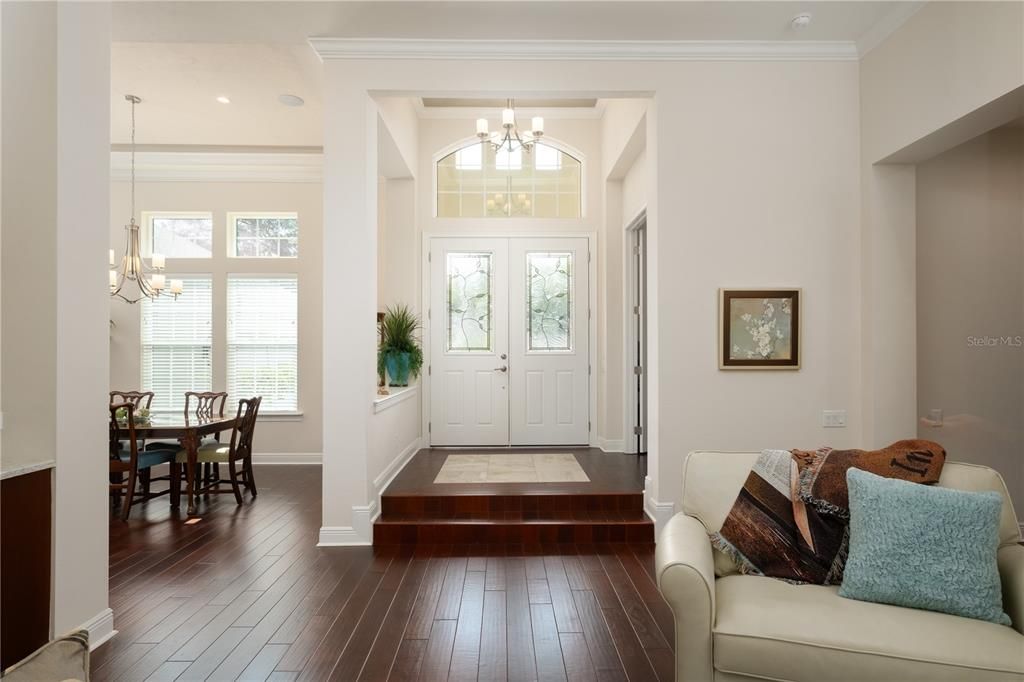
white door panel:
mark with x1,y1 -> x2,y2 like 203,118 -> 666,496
508,238 -> 590,445
429,239 -> 509,446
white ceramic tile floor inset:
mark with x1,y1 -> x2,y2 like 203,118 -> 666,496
433,453 -> 590,484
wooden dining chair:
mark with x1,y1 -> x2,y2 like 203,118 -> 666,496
184,391 -> 228,487
110,390 -> 156,492
175,396 -> 261,505
110,402 -> 180,520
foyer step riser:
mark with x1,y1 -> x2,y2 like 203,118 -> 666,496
381,493 -> 643,520
374,522 -> 654,545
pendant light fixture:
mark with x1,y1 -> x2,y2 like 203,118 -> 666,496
475,98 -> 544,153
110,94 -> 182,304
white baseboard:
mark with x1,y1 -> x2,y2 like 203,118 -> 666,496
644,477 -> 676,541
78,608 -> 116,650
372,438 -> 424,494
352,500 -> 378,544
597,437 -> 625,453
252,452 -> 322,465
317,526 -> 366,546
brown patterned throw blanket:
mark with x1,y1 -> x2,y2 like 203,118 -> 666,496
710,440 -> 946,584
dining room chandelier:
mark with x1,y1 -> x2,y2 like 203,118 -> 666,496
475,98 -> 544,153
109,94 -> 182,304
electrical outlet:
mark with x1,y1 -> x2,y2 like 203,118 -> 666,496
822,410 -> 847,428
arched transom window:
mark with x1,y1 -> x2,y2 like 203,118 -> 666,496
436,141 -> 581,218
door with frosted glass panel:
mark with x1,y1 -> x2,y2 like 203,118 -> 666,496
508,238 -> 590,445
429,239 -> 509,446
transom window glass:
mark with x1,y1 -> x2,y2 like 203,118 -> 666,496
229,213 -> 299,258
144,213 -> 213,258
437,141 -> 581,218
447,252 -> 492,352
527,252 -> 573,351
141,276 -> 213,411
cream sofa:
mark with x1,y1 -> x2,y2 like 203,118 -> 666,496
655,451 -> 1024,682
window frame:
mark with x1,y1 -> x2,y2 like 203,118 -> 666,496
433,136 -> 586,220
226,211 -> 299,259
140,211 -> 215,259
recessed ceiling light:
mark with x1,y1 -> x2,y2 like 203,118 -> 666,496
790,13 -> 812,30
278,94 -> 304,107
216,95 -> 231,104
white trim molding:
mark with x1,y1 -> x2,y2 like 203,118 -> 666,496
110,151 -> 323,183
310,38 -> 859,62
597,438 -> 625,453
317,526 -> 365,546
79,608 -> 116,651
373,438 -> 424,494
373,385 -> 419,414
644,478 -> 676,540
251,452 -> 322,465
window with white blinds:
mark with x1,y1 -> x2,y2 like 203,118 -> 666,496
141,276 -> 213,412
227,276 -> 298,411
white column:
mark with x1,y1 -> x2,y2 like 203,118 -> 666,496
319,63 -> 378,544
53,2 -> 113,642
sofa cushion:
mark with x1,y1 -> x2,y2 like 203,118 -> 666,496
840,468 -> 1010,625
713,574 -> 1024,681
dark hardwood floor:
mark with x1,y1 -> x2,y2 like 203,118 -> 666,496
95,464 -> 674,681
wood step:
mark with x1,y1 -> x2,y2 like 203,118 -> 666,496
380,492 -> 643,520
373,517 -> 654,545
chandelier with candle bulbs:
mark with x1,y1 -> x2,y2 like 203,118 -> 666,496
109,94 -> 182,304
475,98 -> 544,153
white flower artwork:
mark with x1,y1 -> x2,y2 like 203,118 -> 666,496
720,289 -> 800,369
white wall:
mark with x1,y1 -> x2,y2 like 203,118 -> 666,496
108,179 -> 324,456
621,148 -> 647,227
2,0 -> 113,644
859,1 -> 1024,448
917,127 -> 1024,507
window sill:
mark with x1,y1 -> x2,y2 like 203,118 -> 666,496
373,385 -> 418,414
259,411 -> 304,422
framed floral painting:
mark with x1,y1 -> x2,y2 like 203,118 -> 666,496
719,289 -> 800,369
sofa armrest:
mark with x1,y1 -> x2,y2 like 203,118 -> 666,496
656,513 -> 716,682
998,544 -> 1024,634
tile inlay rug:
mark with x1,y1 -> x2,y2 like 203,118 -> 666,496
433,453 -> 590,484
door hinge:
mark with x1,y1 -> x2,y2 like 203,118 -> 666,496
428,252 -> 431,262
588,365 -> 591,376
634,365 -> 643,375
633,244 -> 640,255
588,420 -> 592,432
634,425 -> 644,436
588,251 -> 592,263
428,422 -> 432,433
588,308 -> 591,321
428,308 -> 431,321
633,304 -> 640,315
428,365 -> 431,376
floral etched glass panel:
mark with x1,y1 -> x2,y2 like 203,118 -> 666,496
527,252 -> 572,351
447,252 -> 492,352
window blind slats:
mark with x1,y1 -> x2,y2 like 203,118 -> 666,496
227,276 -> 298,412
140,276 -> 213,412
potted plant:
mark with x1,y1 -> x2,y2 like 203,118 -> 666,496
377,304 -> 424,387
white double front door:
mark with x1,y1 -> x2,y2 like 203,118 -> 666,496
428,237 -> 590,446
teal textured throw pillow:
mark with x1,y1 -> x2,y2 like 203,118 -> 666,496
839,468 -> 1010,625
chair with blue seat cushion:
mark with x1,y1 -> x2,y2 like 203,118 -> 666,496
110,402 -> 180,520
175,396 -> 260,505
110,389 -> 156,492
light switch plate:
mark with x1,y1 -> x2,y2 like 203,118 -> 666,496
822,410 -> 847,428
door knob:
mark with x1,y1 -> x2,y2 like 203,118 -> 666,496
494,365 -> 508,372
500,353 -> 507,360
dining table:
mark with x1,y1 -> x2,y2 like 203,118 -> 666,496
121,413 -> 238,515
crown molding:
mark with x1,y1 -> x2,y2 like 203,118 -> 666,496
309,38 -> 859,62
856,2 -> 925,57
110,151 -> 323,183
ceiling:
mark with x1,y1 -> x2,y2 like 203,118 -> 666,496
111,1 -> 918,148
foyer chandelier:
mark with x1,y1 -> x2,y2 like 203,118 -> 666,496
109,94 -> 182,304
475,98 -> 544,153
